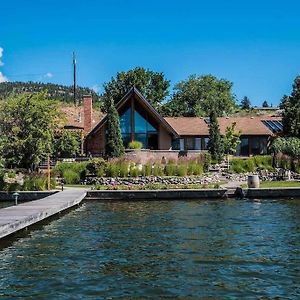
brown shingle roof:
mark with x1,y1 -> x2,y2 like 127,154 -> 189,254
165,116 -> 282,136
61,106 -> 103,129
164,117 -> 209,135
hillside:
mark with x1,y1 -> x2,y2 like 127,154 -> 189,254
0,81 -> 102,105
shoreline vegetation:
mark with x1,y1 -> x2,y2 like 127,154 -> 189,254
0,155 -> 300,192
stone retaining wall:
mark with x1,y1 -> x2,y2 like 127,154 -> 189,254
0,191 -> 58,201
86,189 -> 227,200
124,149 -> 204,164
245,188 -> 300,198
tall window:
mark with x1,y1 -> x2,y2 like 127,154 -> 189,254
119,108 -> 131,148
119,107 -> 158,149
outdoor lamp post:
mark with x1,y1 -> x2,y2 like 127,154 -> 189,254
13,192 -> 20,206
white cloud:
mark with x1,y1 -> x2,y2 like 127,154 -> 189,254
0,72 -> 8,83
0,47 -> 3,66
0,47 -> 7,82
44,72 -> 53,78
91,84 -> 100,93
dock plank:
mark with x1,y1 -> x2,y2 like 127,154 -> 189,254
0,188 -> 87,239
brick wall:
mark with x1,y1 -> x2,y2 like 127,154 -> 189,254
124,149 -> 204,164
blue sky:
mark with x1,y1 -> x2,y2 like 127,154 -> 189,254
0,0 -> 300,106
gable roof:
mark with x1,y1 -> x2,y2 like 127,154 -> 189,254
87,87 -> 178,137
165,116 -> 282,136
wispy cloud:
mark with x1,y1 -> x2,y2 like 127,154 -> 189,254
0,47 -> 4,66
0,72 -> 8,83
91,84 -> 100,93
44,72 -> 53,78
0,47 -> 7,82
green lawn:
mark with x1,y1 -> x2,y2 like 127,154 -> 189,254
64,184 -> 94,188
242,181 -> 300,188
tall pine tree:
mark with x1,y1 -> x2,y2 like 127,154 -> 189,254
208,110 -> 224,162
105,96 -> 125,158
281,76 -> 300,137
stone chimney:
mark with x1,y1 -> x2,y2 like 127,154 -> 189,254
83,95 -> 93,134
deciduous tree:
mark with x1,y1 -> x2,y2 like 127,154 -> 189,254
102,67 -> 170,111
0,92 -> 61,169
54,130 -> 81,158
223,122 -> 241,155
162,75 -> 236,117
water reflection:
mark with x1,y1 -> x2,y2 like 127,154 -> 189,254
0,199 -> 299,299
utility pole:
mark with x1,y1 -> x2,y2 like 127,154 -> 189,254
73,52 -> 77,106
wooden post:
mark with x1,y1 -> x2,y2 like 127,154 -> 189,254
47,155 -> 51,191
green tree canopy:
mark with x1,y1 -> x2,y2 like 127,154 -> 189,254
240,96 -> 251,110
162,75 -> 236,117
223,122 -> 241,155
54,130 -> 81,158
0,92 -> 61,169
102,67 -> 170,111
207,110 -> 224,162
105,96 -> 125,158
281,76 -> 300,137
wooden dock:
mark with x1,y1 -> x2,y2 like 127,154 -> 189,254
0,188 -> 87,239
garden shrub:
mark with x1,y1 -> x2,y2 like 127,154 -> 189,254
96,167 -> 106,177
272,137 -> 300,159
293,161 -> 300,173
177,164 -> 188,176
86,158 -> 107,175
142,164 -> 152,176
253,155 -> 273,170
187,162 -> 204,175
230,158 -> 256,173
203,152 -> 211,172
152,165 -> 164,176
106,163 -> 119,177
128,141 -> 143,150
63,169 -> 80,184
129,165 -> 140,177
119,162 -> 129,178
165,164 -> 177,176
54,162 -> 88,181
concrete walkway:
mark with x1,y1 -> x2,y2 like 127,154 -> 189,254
0,188 -> 87,239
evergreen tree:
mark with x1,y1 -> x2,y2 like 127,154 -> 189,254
262,100 -> 269,107
105,96 -> 125,158
207,111 -> 224,162
240,96 -> 251,110
280,77 -> 300,137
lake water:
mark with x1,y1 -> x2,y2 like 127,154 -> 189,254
0,199 -> 299,299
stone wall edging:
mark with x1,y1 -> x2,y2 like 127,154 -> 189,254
0,191 -> 59,201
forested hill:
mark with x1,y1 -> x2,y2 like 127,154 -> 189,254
0,81 -> 101,104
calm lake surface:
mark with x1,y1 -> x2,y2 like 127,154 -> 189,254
0,199 -> 300,299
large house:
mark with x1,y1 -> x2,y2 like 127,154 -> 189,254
79,87 -> 283,157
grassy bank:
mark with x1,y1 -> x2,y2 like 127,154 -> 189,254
242,181 -> 300,188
